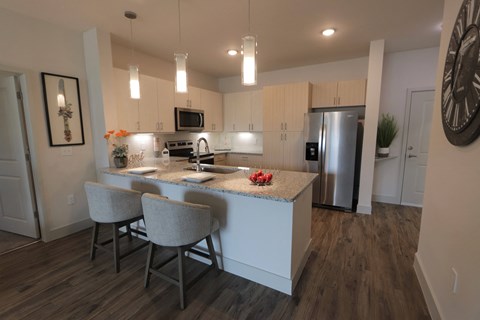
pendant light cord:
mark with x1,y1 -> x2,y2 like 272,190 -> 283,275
130,19 -> 134,61
178,0 -> 182,48
248,0 -> 251,34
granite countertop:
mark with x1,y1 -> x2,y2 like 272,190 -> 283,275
103,162 -> 317,203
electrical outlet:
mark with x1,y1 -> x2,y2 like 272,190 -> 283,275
67,194 -> 75,205
451,267 -> 458,294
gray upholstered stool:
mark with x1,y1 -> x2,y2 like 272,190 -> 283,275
84,181 -> 148,273
141,193 -> 220,310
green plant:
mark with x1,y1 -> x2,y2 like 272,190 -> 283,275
377,113 -> 399,148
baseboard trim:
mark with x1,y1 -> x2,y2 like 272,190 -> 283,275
372,194 -> 399,204
45,218 -> 93,242
413,253 -> 442,320
356,204 -> 372,214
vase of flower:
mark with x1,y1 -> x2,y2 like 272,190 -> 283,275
104,129 -> 130,168
113,156 -> 128,168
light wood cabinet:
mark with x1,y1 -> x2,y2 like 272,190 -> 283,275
214,153 -> 227,165
223,90 -> 263,132
227,153 -> 263,168
156,78 -> 175,133
202,89 -> 223,132
312,79 -> 366,108
174,86 -> 201,108
263,82 -> 311,132
263,132 -> 303,171
116,69 -> 158,133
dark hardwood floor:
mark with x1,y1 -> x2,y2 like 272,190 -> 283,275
0,231 -> 37,255
0,203 -> 430,319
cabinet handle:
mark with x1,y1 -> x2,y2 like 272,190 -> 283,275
284,133 -> 287,141
285,123 -> 287,131
137,121 -> 140,131
233,124 -> 236,131
161,122 -> 164,131
251,123 -> 254,131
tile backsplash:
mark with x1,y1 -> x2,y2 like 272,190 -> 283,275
124,131 -> 263,160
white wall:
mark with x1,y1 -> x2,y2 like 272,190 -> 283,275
111,42 -> 219,92
219,57 -> 369,93
415,0 -> 480,319
0,8 -> 96,241
373,47 -> 439,203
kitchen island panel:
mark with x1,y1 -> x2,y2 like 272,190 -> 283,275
100,171 -> 313,295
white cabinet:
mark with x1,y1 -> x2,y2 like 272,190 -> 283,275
312,79 -> 366,108
174,86 -> 201,109
227,153 -> 263,168
202,89 -> 223,132
263,132 -> 303,171
223,90 -> 263,132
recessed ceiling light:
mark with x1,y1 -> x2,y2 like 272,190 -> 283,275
322,28 -> 336,37
227,49 -> 238,56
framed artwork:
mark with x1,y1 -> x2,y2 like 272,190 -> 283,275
41,72 -> 85,146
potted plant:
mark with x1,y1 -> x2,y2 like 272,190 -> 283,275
376,113 -> 398,158
104,129 -> 130,168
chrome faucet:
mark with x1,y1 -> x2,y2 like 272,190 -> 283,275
196,137 -> 210,172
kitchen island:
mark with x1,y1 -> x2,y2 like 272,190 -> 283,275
100,161 -> 317,295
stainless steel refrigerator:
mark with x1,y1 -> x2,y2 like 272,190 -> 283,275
304,110 -> 360,211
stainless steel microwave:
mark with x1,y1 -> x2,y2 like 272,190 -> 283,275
175,107 -> 204,131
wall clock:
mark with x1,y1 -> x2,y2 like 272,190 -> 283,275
442,0 -> 480,145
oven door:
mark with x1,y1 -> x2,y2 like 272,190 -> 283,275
175,107 -> 204,131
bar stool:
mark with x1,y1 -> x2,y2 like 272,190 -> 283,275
141,193 -> 220,309
84,181 -> 148,273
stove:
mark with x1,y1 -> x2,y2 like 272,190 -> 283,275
166,140 -> 214,164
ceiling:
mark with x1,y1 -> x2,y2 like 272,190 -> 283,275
0,0 -> 444,79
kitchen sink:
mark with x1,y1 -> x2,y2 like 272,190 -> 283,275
183,165 -> 241,174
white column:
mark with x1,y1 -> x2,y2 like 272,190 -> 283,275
83,28 -> 117,171
357,39 -> 385,214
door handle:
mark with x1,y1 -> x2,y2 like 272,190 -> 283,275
408,146 -> 414,150
408,154 -> 417,158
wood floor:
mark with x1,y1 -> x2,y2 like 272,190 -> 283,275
0,231 -> 37,254
0,203 -> 430,319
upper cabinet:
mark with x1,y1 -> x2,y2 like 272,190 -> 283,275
156,78 -> 175,133
113,68 -> 222,133
174,86 -> 201,109
202,89 -> 223,132
223,90 -> 263,132
312,79 -> 366,108
263,82 -> 311,132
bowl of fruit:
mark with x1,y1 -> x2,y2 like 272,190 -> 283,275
247,169 -> 273,186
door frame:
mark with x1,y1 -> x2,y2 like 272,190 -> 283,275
397,87 -> 435,205
0,64 -> 45,240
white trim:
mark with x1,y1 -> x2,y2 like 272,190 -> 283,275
372,194 -> 399,204
398,87 -> 435,204
413,253 -> 442,320
356,204 -> 372,214
45,218 -> 93,242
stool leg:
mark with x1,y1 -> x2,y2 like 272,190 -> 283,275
206,235 -> 219,271
144,242 -> 155,288
113,224 -> 120,273
90,222 -> 99,261
126,224 -> 133,241
178,247 -> 186,310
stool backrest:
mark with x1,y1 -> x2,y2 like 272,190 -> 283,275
84,181 -> 142,223
141,193 -> 212,247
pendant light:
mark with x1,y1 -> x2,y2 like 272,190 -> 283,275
175,0 -> 188,93
125,11 -> 140,100
242,0 -> 257,86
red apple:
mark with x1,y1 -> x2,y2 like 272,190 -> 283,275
265,173 -> 273,182
256,170 -> 263,176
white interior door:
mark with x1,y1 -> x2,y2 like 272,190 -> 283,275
0,75 -> 39,238
401,90 -> 434,207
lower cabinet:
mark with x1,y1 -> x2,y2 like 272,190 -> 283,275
263,131 -> 304,171
226,154 -> 263,168
214,153 -> 227,166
